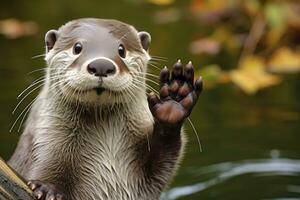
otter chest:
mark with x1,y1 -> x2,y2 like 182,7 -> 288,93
66,122 -> 140,199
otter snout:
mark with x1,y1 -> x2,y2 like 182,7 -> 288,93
87,58 -> 116,77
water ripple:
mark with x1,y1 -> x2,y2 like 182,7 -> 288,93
162,158 -> 300,200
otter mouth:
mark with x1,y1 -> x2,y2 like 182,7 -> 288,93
61,83 -> 107,96
94,87 -> 105,95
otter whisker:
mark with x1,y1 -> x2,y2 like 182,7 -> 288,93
149,59 -> 163,65
133,83 -> 158,95
31,53 -> 46,59
17,77 -> 47,99
27,68 -> 47,75
151,55 -> 168,60
27,66 -> 67,75
148,60 -> 165,69
22,68 -> 66,96
17,97 -> 38,132
130,84 -> 150,95
15,75 -> 63,115
150,58 -> 167,63
134,75 -> 159,87
133,79 -> 159,94
132,71 -> 158,83
148,63 -> 162,71
143,77 -> 159,86
135,72 -> 159,79
52,78 -> 77,109
12,73 -> 65,107
10,96 -> 38,133
187,117 -> 202,152
124,87 -> 138,105
12,76 -> 61,114
149,58 -> 167,64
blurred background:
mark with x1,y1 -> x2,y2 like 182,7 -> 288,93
0,0 -> 300,199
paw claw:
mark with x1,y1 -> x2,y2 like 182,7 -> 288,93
28,181 -> 37,190
36,191 -> 43,199
184,62 -> 194,84
171,60 -> 183,81
160,66 -> 170,85
28,180 -> 64,200
195,77 -> 203,94
46,193 -> 56,200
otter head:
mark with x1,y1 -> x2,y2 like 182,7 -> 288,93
44,18 -> 151,106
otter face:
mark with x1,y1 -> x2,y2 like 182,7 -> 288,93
44,18 -> 151,106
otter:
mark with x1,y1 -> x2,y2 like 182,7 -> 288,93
8,18 -> 203,200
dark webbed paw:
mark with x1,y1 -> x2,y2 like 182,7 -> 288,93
28,180 -> 65,200
148,60 -> 203,128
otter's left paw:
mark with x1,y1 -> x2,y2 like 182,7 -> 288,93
28,180 -> 65,200
148,60 -> 203,126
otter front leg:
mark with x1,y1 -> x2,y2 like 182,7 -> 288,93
146,60 -> 203,180
28,180 -> 65,200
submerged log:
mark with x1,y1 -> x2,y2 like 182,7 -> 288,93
0,157 -> 36,200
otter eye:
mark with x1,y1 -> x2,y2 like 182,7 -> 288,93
118,44 -> 126,58
73,42 -> 82,55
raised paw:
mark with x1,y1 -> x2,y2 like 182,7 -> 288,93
148,60 -> 203,126
28,180 -> 65,200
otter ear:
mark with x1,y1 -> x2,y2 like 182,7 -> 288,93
138,31 -> 151,51
45,30 -> 59,52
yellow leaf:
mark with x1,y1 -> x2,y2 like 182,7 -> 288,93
268,48 -> 300,74
0,19 -> 38,39
147,0 -> 174,6
230,56 -> 282,95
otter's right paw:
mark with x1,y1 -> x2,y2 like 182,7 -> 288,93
148,60 -> 203,127
28,180 -> 65,200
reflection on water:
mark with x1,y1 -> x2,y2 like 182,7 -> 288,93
162,157 -> 300,200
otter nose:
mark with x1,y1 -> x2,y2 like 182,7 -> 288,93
87,59 -> 116,77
